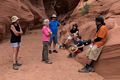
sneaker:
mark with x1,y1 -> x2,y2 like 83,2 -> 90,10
78,67 -> 89,73
45,61 -> 53,64
49,50 -> 52,54
53,50 -> 58,53
13,64 -> 19,70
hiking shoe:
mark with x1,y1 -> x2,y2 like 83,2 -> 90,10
42,59 -> 45,62
59,45 -> 63,49
67,53 -> 74,58
88,66 -> 95,72
78,67 -> 89,73
49,50 -> 52,54
13,64 -> 19,70
53,50 -> 58,53
45,61 -> 53,64
16,63 -> 22,66
42,59 -> 49,62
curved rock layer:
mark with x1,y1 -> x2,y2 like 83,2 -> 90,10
43,0 -> 80,20
70,0 -> 120,79
0,0 -> 120,79
0,0 -> 80,41
0,0 -> 47,41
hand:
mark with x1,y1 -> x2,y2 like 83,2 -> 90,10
91,39 -> 94,43
49,32 -> 52,35
76,31 -> 78,34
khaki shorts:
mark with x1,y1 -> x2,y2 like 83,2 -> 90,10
86,45 -> 103,61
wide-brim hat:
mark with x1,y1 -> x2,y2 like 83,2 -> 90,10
68,45 -> 78,52
11,16 -> 20,23
51,14 -> 57,18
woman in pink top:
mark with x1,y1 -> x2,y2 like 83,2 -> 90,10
42,19 -> 52,64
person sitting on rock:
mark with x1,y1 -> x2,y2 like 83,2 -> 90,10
10,16 -> 23,70
68,35 -> 84,58
78,16 -> 108,73
70,23 -> 79,36
62,24 -> 79,49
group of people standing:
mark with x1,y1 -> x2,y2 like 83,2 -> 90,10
10,14 -> 60,70
10,14 -> 108,73
41,14 -> 60,64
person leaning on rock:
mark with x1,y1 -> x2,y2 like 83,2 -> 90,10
78,16 -> 108,73
10,16 -> 23,70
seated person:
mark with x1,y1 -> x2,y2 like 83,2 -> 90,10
70,23 -> 79,36
68,36 -> 85,58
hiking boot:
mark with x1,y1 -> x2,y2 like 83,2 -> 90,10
16,62 -> 22,66
49,50 -> 52,54
53,50 -> 58,53
59,45 -> 63,49
13,64 -> 19,70
67,53 -> 74,58
16,61 -> 22,66
88,66 -> 95,72
45,61 -> 53,64
78,67 -> 89,73
73,54 -> 77,57
42,59 -> 49,62
42,59 -> 45,62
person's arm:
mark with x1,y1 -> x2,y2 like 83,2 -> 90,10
10,25 -> 21,36
94,37 -> 103,42
93,28 -> 107,42
57,21 -> 60,27
78,45 -> 84,48
43,28 -> 51,36
19,25 -> 23,35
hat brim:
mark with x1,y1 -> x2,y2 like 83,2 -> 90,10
51,16 -> 57,18
12,18 -> 20,23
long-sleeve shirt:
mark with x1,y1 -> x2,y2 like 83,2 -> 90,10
42,26 -> 52,42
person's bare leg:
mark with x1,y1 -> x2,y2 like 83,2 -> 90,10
13,48 -> 18,64
13,47 -> 19,70
16,47 -> 19,61
16,46 -> 22,66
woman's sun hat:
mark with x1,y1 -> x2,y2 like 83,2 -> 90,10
11,16 -> 20,23
68,45 -> 78,53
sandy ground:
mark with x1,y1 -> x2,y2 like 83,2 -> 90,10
0,30 -> 103,80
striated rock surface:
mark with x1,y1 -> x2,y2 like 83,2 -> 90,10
0,0 -> 80,41
70,0 -> 120,79
0,0 -> 120,79
0,0 -> 47,41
